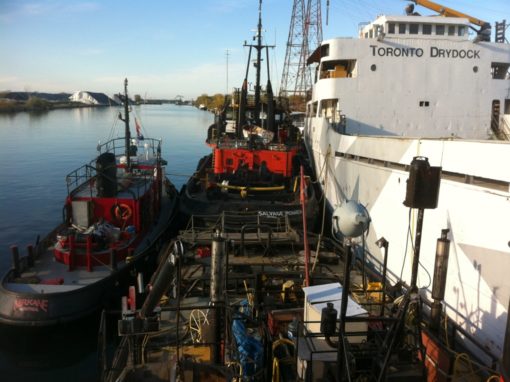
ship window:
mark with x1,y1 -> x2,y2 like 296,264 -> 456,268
365,32 -> 368,38
435,24 -> 445,35
458,26 -> 466,36
491,62 -> 510,79
422,24 -> 432,35
320,59 -> 357,79
505,100 -> 510,114
388,23 -> 395,34
399,23 -> 406,34
419,101 -> 430,107
320,99 -> 340,123
369,29 -> 373,38
312,101 -> 318,116
448,25 -> 455,36
409,24 -> 419,34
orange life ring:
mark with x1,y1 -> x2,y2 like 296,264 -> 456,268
113,203 -> 132,221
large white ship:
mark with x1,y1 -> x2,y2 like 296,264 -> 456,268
304,1 -> 510,365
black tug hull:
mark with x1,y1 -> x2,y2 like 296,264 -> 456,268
0,193 -> 178,327
179,184 -> 319,232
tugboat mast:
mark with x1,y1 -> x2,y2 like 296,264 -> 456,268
242,0 -> 275,128
254,0 -> 263,124
119,78 -> 132,170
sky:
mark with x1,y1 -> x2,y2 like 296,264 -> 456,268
1,0 -> 509,99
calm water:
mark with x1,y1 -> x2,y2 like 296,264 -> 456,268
0,105 -> 212,381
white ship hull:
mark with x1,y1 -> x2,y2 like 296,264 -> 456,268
305,124 -> 510,361
304,11 -> 510,363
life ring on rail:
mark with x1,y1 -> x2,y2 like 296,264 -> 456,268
112,203 -> 132,221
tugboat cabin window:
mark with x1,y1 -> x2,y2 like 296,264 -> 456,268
422,24 -> 432,35
409,23 -> 419,34
448,25 -> 455,36
491,63 -> 510,79
320,60 -> 357,79
399,23 -> 406,34
435,24 -> 445,35
388,23 -> 395,34
458,25 -> 466,36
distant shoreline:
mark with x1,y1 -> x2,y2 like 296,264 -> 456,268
0,100 -> 115,114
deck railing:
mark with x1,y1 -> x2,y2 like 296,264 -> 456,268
64,137 -> 164,196
66,164 -> 96,195
97,137 -> 162,160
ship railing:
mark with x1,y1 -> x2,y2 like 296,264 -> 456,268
180,212 -> 297,245
185,211 -> 293,233
65,162 -> 156,199
66,164 -> 96,194
97,137 -> 163,162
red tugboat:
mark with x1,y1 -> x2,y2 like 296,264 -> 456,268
180,2 -> 318,229
0,79 -> 178,326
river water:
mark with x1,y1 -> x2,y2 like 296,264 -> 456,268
0,105 -> 212,381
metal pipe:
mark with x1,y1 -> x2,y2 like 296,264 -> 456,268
86,235 -> 93,272
375,237 -> 389,316
10,245 -> 20,276
26,245 -> 34,268
431,229 -> 450,331
123,78 -> 131,170
431,229 -> 450,300
210,231 -> 225,304
140,244 -> 177,319
68,235 -> 75,271
410,208 -> 424,290
338,242 -> 353,379
301,165 -> 310,286
210,231 -> 225,365
136,272 -> 144,295
110,248 -> 117,272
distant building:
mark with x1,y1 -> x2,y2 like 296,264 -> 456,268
69,91 -> 118,106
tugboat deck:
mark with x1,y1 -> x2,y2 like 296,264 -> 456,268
6,247 -> 116,293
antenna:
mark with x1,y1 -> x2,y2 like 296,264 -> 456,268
225,49 -> 230,94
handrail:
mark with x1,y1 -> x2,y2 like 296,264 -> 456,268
66,164 -> 96,194
240,224 -> 273,256
97,137 -> 162,160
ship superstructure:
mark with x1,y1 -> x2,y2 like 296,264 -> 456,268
305,1 -> 510,365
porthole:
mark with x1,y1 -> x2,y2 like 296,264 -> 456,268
371,64 -> 377,71
473,66 -> 478,73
